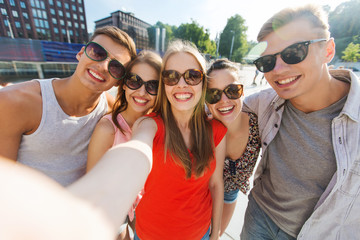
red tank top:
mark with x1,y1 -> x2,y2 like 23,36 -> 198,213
135,113 -> 227,240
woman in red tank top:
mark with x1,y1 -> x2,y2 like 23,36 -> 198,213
131,40 -> 227,240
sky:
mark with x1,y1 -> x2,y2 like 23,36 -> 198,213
84,0 -> 347,42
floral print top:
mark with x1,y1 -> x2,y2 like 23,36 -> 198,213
223,112 -> 261,194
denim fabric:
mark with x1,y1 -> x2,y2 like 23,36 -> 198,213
240,194 -> 296,240
224,189 -> 239,204
243,70 -> 360,239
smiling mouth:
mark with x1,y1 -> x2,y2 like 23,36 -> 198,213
218,105 -> 234,113
174,93 -> 192,100
276,76 -> 298,85
89,69 -> 105,82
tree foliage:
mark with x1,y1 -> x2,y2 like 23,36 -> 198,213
218,14 -> 248,62
173,20 -> 216,55
329,0 -> 360,58
342,42 -> 360,62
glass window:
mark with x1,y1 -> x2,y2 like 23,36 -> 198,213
39,19 -> 44,28
50,8 -> 55,15
57,1 -> 61,7
58,10 -> 63,16
62,28 -> 66,34
54,27 -> 59,33
65,3 -> 69,9
4,19 -> 8,26
35,0 -> 40,8
44,21 -> 49,29
20,1 -> 26,8
42,10 -> 47,19
10,0 -> 15,6
78,0 -> 82,3
66,12 -> 70,18
81,23 -> 85,29
12,10 -> 18,17
30,0 -> 35,7
34,18 -> 39,27
73,14 -> 77,20
80,15 -> 84,21
60,19 -> 64,25
1,8 -> 7,15
72,5 -> 76,11
0,0 -> 4,3
67,21 -> 72,27
74,22 -> 78,28
49,0 -> 53,5
26,23 -> 31,30
52,18 -> 57,24
37,10 -> 42,18
23,12 -> 29,19
40,1 -> 45,9
15,21 -> 21,28
32,9 -> 37,17
69,30 -> 73,35
79,7 -> 83,13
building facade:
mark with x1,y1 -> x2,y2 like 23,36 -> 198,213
0,0 -> 88,43
95,10 -> 152,51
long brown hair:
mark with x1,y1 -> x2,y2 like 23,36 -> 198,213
153,39 -> 213,179
112,51 -> 162,133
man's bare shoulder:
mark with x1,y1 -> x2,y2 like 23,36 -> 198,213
0,80 -> 42,107
0,80 -> 43,134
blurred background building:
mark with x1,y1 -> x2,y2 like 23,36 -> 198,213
95,10 -> 152,51
0,0 -> 88,43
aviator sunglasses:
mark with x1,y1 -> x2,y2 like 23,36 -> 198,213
253,38 -> 327,73
162,69 -> 204,86
206,84 -> 244,104
84,42 -> 126,80
125,73 -> 159,96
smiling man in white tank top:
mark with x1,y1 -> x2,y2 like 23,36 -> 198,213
0,26 -> 136,186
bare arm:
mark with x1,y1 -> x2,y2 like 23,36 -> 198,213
209,135 -> 227,240
68,117 -> 157,229
0,82 -> 42,161
86,117 -> 116,171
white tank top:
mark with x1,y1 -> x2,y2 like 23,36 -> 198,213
17,79 -> 108,186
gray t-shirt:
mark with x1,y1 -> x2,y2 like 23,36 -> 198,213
251,96 -> 347,237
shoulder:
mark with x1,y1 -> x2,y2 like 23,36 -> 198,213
95,116 -> 116,135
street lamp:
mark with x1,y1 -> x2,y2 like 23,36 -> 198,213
229,30 -> 235,60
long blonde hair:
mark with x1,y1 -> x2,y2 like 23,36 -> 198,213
153,39 -> 213,179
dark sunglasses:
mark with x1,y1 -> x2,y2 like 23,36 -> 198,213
162,69 -> 203,86
206,84 -> 244,104
125,73 -> 159,96
253,39 -> 327,73
84,42 -> 126,80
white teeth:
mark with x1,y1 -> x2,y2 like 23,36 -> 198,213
134,97 -> 147,104
278,77 -> 296,85
174,93 -> 191,100
218,106 -> 234,113
89,70 -> 104,81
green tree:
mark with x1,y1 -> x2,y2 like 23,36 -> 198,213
218,14 -> 248,62
329,0 -> 360,58
173,20 -> 216,55
342,42 -> 360,62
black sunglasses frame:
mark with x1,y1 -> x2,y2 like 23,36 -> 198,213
125,73 -> 159,96
162,69 -> 204,86
253,38 -> 327,73
84,41 -> 126,80
206,84 -> 244,104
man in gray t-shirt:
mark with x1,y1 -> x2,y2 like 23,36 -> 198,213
241,4 -> 360,240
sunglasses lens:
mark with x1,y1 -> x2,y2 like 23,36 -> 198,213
145,80 -> 159,95
206,88 -> 222,104
255,55 -> 276,73
185,69 -> 203,85
281,42 -> 307,64
108,60 -> 126,79
224,84 -> 243,99
162,70 -> 179,86
85,42 -> 107,61
125,74 -> 142,90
